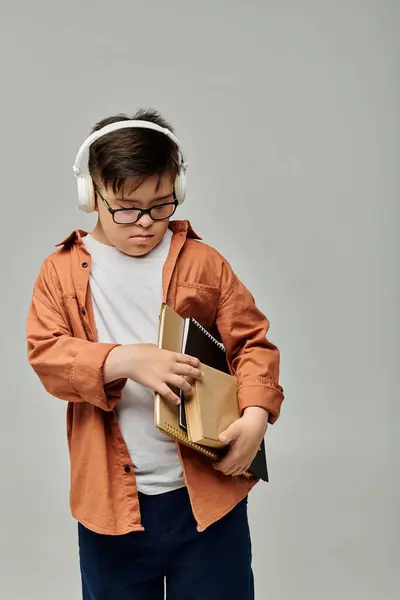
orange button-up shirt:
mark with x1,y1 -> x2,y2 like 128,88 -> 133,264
26,220 -> 284,535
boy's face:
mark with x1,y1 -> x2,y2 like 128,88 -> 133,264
93,172 -> 176,257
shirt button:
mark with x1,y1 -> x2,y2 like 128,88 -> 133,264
82,261 -> 88,268
124,465 -> 131,473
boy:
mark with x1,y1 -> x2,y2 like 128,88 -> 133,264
26,109 -> 284,600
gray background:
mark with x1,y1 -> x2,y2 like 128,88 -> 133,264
0,1 -> 398,598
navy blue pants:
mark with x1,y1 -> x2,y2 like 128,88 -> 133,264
78,487 -> 254,599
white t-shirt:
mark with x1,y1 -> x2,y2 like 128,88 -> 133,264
83,231 -> 185,495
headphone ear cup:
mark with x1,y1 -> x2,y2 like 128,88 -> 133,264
78,173 -> 96,213
174,168 -> 186,204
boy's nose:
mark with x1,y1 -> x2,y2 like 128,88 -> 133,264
136,213 -> 153,228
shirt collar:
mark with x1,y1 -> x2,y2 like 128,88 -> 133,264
55,220 -> 202,247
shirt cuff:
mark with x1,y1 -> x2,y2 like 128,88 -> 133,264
71,342 -> 126,411
238,382 -> 284,424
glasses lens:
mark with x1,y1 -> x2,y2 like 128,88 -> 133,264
150,203 -> 176,220
114,209 -> 141,224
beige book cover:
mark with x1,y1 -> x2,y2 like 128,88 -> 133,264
185,364 -> 239,448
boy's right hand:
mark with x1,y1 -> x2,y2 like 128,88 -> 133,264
104,344 -> 203,406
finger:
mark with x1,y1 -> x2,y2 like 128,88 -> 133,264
167,374 -> 192,395
214,456 -> 236,475
219,422 -> 240,445
232,458 -> 252,477
175,353 -> 201,368
231,465 -> 247,477
158,384 -> 181,406
213,463 -> 233,475
225,464 -> 240,476
176,363 -> 203,381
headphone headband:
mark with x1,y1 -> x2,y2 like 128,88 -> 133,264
72,119 -> 188,212
72,120 -> 188,178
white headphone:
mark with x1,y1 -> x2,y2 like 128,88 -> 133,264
72,120 -> 188,213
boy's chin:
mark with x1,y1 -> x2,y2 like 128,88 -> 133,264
121,237 -> 160,257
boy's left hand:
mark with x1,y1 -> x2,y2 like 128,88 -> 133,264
213,407 -> 269,477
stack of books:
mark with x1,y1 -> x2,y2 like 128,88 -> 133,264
154,304 -> 268,481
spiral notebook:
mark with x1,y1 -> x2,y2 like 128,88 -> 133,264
154,304 -> 269,481
178,316 -> 230,432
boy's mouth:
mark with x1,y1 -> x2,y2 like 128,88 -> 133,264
130,234 -> 154,242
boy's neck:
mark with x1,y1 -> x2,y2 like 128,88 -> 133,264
91,221 -> 115,247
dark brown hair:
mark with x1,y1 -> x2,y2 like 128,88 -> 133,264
88,109 -> 179,194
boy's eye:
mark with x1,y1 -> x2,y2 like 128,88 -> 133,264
117,194 -> 173,210
117,202 -> 138,210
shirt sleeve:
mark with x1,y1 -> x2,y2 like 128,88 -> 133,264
215,258 -> 284,424
26,261 -> 126,411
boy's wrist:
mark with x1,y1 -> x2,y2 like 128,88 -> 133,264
103,345 -> 131,384
242,406 -> 269,430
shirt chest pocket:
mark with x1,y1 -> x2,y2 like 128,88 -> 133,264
174,282 -> 220,331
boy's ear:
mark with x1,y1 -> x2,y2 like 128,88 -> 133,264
90,177 -> 99,212
92,186 -> 99,213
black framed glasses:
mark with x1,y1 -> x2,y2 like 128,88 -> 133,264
94,183 -> 178,225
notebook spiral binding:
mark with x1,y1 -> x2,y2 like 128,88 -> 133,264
191,318 -> 225,352
162,424 -> 254,480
